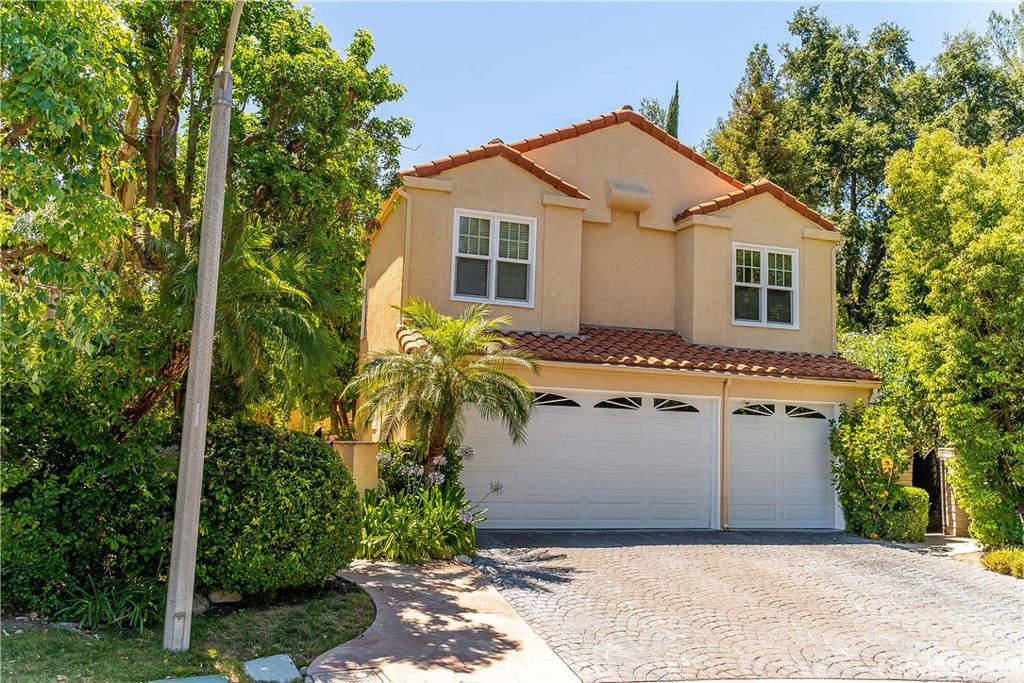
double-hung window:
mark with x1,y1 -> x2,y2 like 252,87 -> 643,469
733,243 -> 798,327
452,209 -> 535,306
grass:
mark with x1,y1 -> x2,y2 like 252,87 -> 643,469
1,583 -> 375,683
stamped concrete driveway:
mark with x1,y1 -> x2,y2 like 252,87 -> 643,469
476,530 -> 1022,683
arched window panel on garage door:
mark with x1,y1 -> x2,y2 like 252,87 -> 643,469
653,398 -> 700,413
594,396 -> 643,410
732,403 -> 775,416
533,392 -> 580,407
785,405 -> 827,419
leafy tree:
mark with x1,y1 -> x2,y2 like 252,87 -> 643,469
781,7 -> 915,327
703,44 -> 810,193
1,0 -> 410,438
900,29 -> 1024,148
350,299 -> 539,473
637,97 -> 666,128
666,81 -> 680,138
988,3 -> 1024,99
885,130 -> 1024,547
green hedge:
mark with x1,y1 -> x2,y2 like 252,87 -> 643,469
883,486 -> 929,543
1,419 -> 361,615
195,421 -> 361,596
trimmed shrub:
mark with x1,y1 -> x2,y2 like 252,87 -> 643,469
829,400 -> 912,540
0,437 -> 175,614
196,421 -> 361,597
883,486 -> 929,543
359,483 -> 479,564
980,548 -> 1024,578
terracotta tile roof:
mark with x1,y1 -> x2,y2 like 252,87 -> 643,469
396,325 -> 427,354
507,108 -> 745,190
675,177 -> 838,233
400,142 -> 591,200
503,326 -> 877,381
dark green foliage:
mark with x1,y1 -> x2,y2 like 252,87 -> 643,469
54,576 -> 165,633
1,407 -> 363,616
883,486 -> 929,543
829,401 -> 912,540
981,548 -> 1024,578
0,402 -> 176,613
196,421 -> 361,596
703,44 -> 810,193
666,81 -> 680,138
359,484 -> 479,565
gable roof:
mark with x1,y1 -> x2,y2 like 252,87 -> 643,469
400,141 -> 591,200
507,108 -> 745,190
675,177 -> 838,233
396,324 -> 877,382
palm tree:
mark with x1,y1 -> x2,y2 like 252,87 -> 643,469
350,299 -> 540,474
114,215 -> 342,439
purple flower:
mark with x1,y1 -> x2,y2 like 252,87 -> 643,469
433,455 -> 447,467
458,445 -> 475,461
459,508 -> 474,525
427,471 -> 445,485
488,481 -> 504,496
400,464 -> 424,478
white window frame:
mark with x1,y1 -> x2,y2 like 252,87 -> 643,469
450,208 -> 536,308
731,242 -> 799,329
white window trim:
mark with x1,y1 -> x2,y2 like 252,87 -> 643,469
450,208 -> 536,308
731,242 -> 799,329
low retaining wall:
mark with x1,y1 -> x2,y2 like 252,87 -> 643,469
332,441 -> 379,494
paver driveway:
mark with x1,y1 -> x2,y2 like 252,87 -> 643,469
476,530 -> 1022,683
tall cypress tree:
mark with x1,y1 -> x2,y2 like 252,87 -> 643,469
666,80 -> 680,137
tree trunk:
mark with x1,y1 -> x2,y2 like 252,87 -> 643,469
425,419 -> 447,476
115,341 -> 191,442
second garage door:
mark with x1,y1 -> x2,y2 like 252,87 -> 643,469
728,401 -> 837,529
461,390 -> 717,529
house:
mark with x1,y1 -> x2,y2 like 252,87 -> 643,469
361,107 -> 880,530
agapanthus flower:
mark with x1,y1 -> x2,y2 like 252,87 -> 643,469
376,451 -> 392,463
433,455 -> 447,467
488,481 -> 504,496
458,445 -> 475,461
459,508 -> 475,525
427,471 -> 445,485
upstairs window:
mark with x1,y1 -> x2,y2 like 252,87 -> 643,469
452,210 -> 535,306
733,243 -> 798,328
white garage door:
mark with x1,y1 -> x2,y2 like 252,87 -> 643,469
729,401 -> 836,529
461,391 -> 717,529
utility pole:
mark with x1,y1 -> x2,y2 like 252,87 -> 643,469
163,0 -> 245,652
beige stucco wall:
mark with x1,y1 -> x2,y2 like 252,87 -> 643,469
364,196 -> 407,355
514,361 -> 873,407
394,158 -> 586,337
520,123 -> 737,228
677,194 -> 841,354
364,121 -> 844,358
580,212 -> 677,329
332,441 -> 379,495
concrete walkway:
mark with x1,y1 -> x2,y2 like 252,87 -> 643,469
306,560 -> 578,683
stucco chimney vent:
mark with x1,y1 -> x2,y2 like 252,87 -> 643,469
621,104 -> 634,111
488,138 -> 504,144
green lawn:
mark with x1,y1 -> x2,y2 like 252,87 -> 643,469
1,585 -> 375,683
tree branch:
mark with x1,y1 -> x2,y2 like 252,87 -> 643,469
4,117 -> 36,146
1,244 -> 70,262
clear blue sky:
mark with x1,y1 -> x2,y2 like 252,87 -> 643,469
310,2 -> 1013,170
